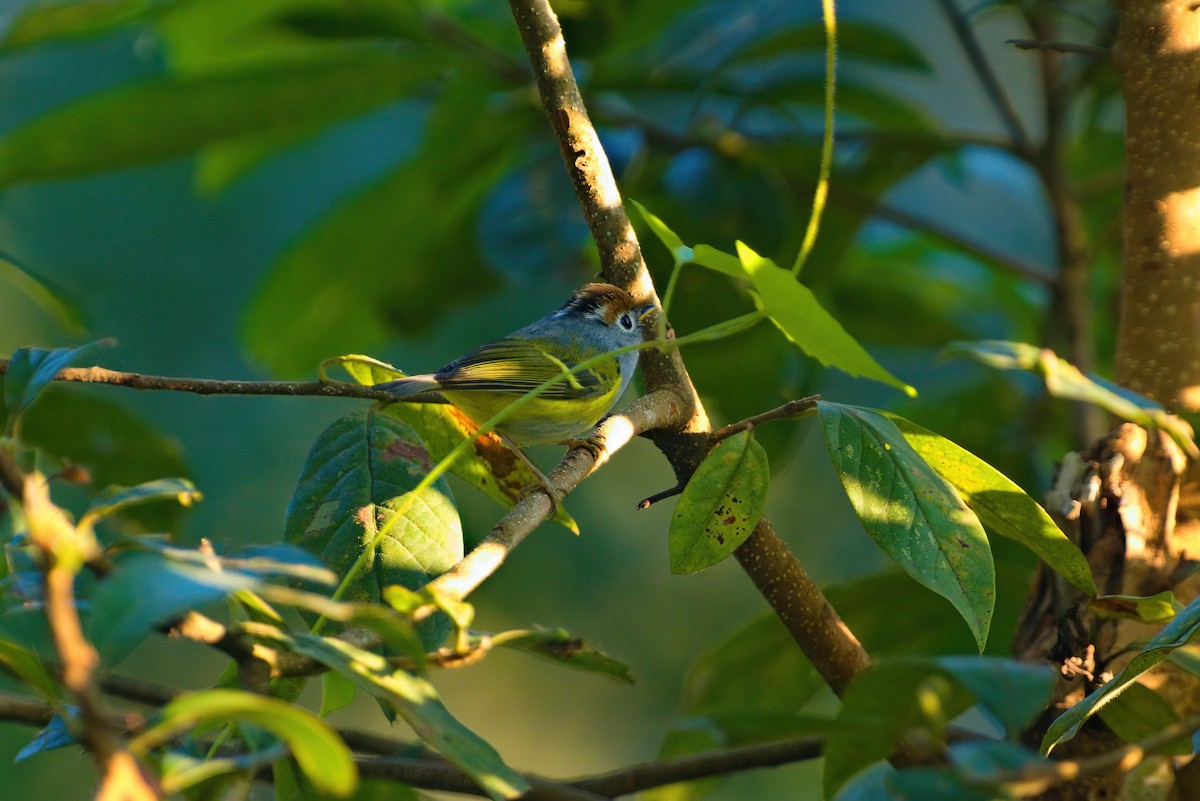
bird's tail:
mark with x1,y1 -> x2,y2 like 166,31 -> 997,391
374,374 -> 441,399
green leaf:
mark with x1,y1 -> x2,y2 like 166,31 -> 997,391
0,50 -> 442,187
681,613 -> 825,715
931,656 -> 1056,738
15,716 -> 76,763
886,769 -> 996,801
946,340 -> 1199,458
495,627 -> 634,684
817,402 -> 994,651
690,245 -> 747,278
246,623 -> 529,800
132,689 -> 357,798
738,20 -> 931,72
629,199 -> 693,262
737,243 -> 914,395
0,0 -> 160,50
1098,683 -> 1191,755
1042,593 -> 1200,754
0,251 -> 86,334
669,430 -> 769,574
19,387 -> 191,532
0,637 -> 61,702
946,739 -> 1043,785
1090,591 -> 1182,623
80,477 -> 202,528
889,415 -> 1096,596
323,354 -> 578,533
3,340 -> 112,434
825,661 -> 974,797
321,670 -> 358,718
283,409 -> 462,605
242,76 -> 521,377
86,552 -> 260,664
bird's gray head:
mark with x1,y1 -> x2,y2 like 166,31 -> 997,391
558,283 -> 655,349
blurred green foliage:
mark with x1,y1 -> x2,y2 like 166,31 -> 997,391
0,0 -> 1144,799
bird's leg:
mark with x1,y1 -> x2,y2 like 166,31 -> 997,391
496,432 -> 561,515
563,418 -> 608,463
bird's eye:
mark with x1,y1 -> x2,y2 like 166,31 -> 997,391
619,313 -> 634,330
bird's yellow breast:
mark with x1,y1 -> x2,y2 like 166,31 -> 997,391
443,370 -> 623,446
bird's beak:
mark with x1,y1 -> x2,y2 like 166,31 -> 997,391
637,304 -> 656,320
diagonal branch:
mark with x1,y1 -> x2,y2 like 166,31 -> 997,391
505,0 -> 871,697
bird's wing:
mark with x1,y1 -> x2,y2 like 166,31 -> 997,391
435,338 -> 614,400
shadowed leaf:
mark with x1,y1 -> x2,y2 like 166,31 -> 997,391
497,627 -> 634,684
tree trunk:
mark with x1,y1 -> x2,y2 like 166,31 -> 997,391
1016,4 -> 1200,798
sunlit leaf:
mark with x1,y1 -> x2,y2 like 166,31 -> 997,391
889,415 -> 1096,596
283,409 -> 462,606
817,402 -> 994,651
669,430 -> 768,574
1043,594 -> 1200,754
132,688 -> 357,797
629,199 -> 692,262
946,340 -> 1198,458
1090,591 -> 1181,623
1098,683 -> 1191,755
738,243 -> 914,395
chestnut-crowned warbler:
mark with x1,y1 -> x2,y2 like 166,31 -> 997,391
375,283 -> 654,445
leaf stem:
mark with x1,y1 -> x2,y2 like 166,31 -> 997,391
790,0 -> 837,276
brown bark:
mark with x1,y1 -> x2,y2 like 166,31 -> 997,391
1113,1 -> 1200,412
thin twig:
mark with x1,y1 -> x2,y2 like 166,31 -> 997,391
0,693 -> 830,800
571,737 -> 823,796
1008,38 -> 1109,57
936,0 -> 1035,157
636,483 -> 684,510
710,397 -> 820,442
0,360 -> 445,403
